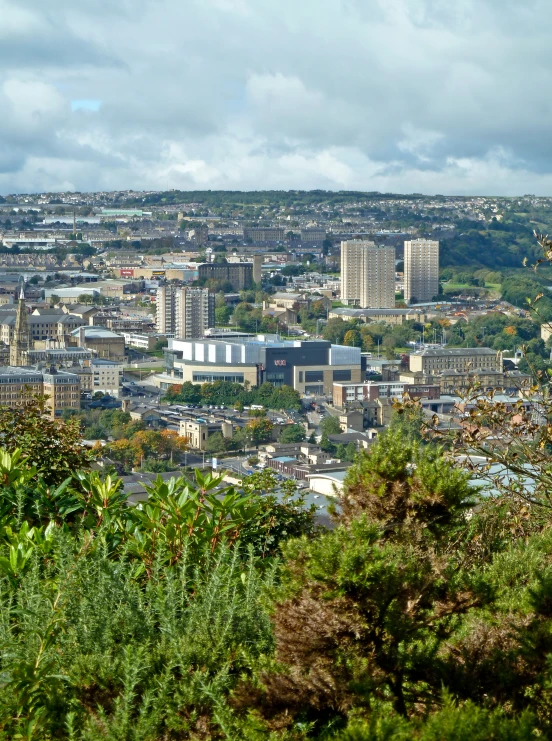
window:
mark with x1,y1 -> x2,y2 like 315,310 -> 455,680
193,372 -> 245,383
305,370 -> 324,383
298,371 -> 303,383
333,369 -> 351,382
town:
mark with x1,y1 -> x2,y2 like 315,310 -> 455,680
0,189 -> 548,509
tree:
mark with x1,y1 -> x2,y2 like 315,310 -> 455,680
204,431 -> 229,454
320,415 -> 342,436
215,305 -> 232,325
279,424 -> 305,444
343,329 -> 362,347
244,418 -> 274,446
0,395 -> 94,486
160,429 -> 189,462
242,430 -> 481,728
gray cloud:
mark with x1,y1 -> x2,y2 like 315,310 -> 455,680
1,0 -> 552,195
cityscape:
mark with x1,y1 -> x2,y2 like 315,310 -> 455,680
3,0 -> 552,737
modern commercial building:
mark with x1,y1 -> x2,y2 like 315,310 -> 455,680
197,262 -> 253,291
243,227 -> 284,242
404,239 -> 439,304
0,367 -> 80,418
409,347 -> 502,375
155,286 -> 214,339
341,240 -> 395,308
160,336 -> 363,394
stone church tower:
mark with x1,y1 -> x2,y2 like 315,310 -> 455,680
9,284 -> 30,367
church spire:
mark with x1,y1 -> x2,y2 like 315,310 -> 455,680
9,283 -> 30,367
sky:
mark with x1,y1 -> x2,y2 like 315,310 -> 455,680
1,0 -> 551,196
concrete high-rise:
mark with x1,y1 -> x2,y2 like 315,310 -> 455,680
252,255 -> 263,285
341,240 -> 395,308
155,285 -> 178,335
175,287 -> 215,339
404,239 -> 439,304
156,285 -> 215,338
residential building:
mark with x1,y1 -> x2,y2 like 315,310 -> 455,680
0,367 -> 80,418
175,287 -> 215,339
155,284 -> 177,335
155,286 -> 214,339
197,262 -> 253,291
404,239 -> 439,303
189,225 -> 208,245
341,240 -> 395,308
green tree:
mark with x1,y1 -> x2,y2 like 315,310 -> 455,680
343,329 -> 362,347
279,424 -> 305,443
0,395 -> 94,486
320,415 -> 342,436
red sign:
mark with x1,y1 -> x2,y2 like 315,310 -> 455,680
120,268 -> 134,277
274,359 -> 286,367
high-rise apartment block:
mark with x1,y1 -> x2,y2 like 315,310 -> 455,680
341,240 -> 395,308
197,262 -> 253,291
156,285 -> 178,335
155,286 -> 214,339
404,239 -> 439,304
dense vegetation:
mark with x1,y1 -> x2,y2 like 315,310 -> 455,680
3,394 -> 552,738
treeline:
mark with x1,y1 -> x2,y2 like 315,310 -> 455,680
439,220 -> 541,268
123,189 -> 428,209
163,379 -> 302,411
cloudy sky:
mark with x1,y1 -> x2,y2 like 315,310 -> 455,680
1,0 -> 551,195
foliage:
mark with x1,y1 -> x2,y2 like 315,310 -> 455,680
164,380 -> 302,411
279,424 -> 306,443
0,395 -> 95,486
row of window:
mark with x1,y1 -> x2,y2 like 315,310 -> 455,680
192,373 -> 245,383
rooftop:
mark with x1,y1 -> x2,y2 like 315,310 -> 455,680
414,347 -> 498,357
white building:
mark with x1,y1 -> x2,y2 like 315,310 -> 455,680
341,240 -> 395,308
90,359 -> 123,397
404,239 -> 439,304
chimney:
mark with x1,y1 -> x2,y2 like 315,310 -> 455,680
79,326 -> 86,347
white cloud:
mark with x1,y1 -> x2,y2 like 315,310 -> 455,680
0,0 -> 552,194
